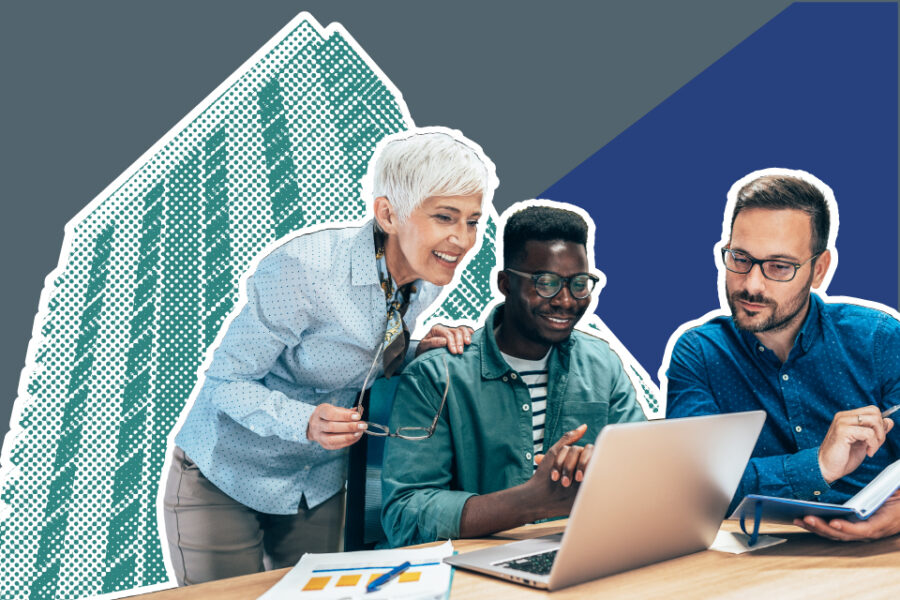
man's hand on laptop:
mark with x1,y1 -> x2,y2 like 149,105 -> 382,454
795,490 -> 900,542
458,425 -> 590,537
818,406 -> 894,484
534,424 -> 594,487
523,425 -> 590,518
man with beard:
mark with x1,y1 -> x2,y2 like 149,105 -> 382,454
381,203 -> 646,547
665,171 -> 900,542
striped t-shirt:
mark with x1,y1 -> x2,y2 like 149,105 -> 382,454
500,349 -> 551,468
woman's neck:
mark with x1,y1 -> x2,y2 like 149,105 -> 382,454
383,234 -> 416,286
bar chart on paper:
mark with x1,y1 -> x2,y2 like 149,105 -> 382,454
259,541 -> 454,599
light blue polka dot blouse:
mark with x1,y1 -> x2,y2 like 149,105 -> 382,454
176,220 -> 439,514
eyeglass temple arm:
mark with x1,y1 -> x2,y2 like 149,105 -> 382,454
425,357 -> 451,431
356,342 -> 386,415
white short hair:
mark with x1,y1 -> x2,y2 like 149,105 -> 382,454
372,129 -> 495,222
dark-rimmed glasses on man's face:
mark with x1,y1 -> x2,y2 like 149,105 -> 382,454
721,248 -> 821,282
504,268 -> 600,299
354,342 -> 449,440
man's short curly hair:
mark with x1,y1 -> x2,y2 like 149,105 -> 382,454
503,206 -> 589,267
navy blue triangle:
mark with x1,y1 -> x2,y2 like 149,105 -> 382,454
543,3 -> 898,384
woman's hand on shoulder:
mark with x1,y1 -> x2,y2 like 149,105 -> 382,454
416,324 -> 474,356
307,403 -> 367,449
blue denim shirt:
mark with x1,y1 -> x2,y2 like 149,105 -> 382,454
176,220 -> 439,514
666,293 -> 900,512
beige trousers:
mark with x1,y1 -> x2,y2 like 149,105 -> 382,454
163,447 -> 344,586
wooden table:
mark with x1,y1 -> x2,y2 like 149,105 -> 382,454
135,520 -> 900,599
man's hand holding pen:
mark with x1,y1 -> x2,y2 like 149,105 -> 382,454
817,405 -> 897,485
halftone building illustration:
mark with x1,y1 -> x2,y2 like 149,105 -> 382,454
0,13 -> 661,600
0,15 -> 499,600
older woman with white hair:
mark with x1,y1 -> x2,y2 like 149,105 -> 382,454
164,129 -> 496,585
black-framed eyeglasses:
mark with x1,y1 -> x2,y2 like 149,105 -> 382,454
354,342 -> 449,440
505,268 -> 600,299
721,248 -> 822,282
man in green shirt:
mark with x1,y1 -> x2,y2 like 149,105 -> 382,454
381,202 -> 647,547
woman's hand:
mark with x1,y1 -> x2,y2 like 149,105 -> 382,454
416,324 -> 474,356
306,403 -> 367,449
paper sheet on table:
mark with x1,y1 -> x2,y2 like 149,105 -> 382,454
258,540 -> 453,600
710,530 -> 786,554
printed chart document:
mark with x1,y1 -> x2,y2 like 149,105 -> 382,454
258,540 -> 453,600
730,458 -> 900,535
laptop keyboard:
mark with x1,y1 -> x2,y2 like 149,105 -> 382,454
498,549 -> 558,575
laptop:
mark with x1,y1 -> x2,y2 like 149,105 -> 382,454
444,411 -> 766,591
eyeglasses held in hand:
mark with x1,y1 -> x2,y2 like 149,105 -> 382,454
354,342 -> 450,440
505,268 -> 600,299
721,248 -> 821,282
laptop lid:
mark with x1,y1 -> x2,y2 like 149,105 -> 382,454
548,410 -> 765,589
446,411 -> 765,591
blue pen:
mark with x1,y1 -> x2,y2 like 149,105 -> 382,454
366,561 -> 411,593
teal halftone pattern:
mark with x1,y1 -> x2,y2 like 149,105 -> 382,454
0,14 -> 510,599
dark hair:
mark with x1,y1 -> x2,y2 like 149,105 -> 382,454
503,205 -> 589,267
732,175 -> 830,254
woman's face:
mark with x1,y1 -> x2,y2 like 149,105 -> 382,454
386,194 -> 483,286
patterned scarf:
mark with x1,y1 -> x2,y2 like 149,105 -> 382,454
374,228 -> 414,378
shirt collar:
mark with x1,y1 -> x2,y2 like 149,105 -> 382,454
480,303 -> 574,379
355,220 -> 425,309
795,292 -> 824,354
351,220 -> 381,287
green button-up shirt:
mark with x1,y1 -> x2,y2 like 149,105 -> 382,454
381,304 -> 647,547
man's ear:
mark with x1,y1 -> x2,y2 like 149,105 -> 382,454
811,249 -> 832,289
373,196 -> 399,234
497,269 -> 510,298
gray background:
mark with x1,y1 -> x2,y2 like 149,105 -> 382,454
0,0 -> 892,432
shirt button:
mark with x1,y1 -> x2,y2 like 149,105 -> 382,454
525,452 -> 532,460
502,376 -> 509,382
813,490 -> 821,496
510,373 -> 518,380
304,465 -> 311,471
522,404 -> 530,412
795,426 -> 802,433
782,374 -> 790,381
758,346 -> 765,352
